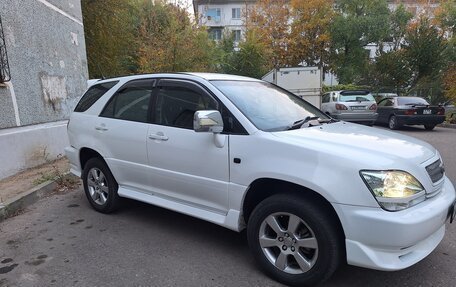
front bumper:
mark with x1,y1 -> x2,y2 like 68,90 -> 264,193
396,115 -> 445,126
333,177 -> 455,271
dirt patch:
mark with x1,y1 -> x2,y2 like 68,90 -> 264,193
0,158 -> 70,204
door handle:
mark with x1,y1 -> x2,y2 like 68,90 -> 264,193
148,132 -> 168,141
95,126 -> 108,131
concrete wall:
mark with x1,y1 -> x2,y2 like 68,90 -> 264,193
0,0 -> 88,129
0,121 -> 69,179
0,0 -> 88,179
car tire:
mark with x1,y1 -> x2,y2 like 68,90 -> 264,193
82,157 -> 120,213
388,115 -> 399,130
424,124 -> 435,130
247,194 -> 343,287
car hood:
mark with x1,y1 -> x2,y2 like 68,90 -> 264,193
271,122 -> 436,165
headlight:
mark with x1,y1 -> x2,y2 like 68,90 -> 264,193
360,170 -> 426,211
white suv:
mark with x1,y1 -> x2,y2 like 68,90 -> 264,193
66,73 -> 455,286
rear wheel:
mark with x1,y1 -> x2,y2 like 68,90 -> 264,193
424,124 -> 435,130
247,194 -> 343,287
388,115 -> 400,130
82,158 -> 120,213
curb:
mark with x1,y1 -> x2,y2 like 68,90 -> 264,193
439,123 -> 456,129
0,173 -> 75,222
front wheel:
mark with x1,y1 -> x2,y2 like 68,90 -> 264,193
247,194 -> 343,287
82,158 -> 120,213
424,124 -> 435,130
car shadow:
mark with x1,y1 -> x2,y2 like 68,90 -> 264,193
110,198 -> 441,287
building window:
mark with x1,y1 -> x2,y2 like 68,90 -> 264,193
0,16 -> 11,83
233,30 -> 241,42
209,29 -> 223,41
207,8 -> 221,22
232,8 -> 241,19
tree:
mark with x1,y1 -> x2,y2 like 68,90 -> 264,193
135,0 -> 216,73
289,0 -> 335,72
330,0 -> 390,84
388,4 -> 413,51
371,50 -> 412,93
405,17 -> 447,86
246,0 -> 291,69
82,0 -> 138,78
434,0 -> 456,36
230,30 -> 271,78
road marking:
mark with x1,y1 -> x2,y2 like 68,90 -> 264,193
36,0 -> 83,26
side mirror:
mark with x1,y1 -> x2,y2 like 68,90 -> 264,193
193,110 -> 224,133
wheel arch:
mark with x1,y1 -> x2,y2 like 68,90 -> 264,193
241,178 -> 346,240
79,147 -> 106,171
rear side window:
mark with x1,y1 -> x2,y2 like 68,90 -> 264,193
74,81 -> 118,112
101,79 -> 154,123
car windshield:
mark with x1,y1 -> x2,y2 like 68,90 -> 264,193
339,93 -> 375,102
397,97 -> 429,106
212,80 -> 329,131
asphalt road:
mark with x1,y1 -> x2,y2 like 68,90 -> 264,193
0,126 -> 455,287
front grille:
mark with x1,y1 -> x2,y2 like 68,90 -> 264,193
426,159 -> 444,183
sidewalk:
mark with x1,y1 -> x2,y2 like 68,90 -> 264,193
0,158 -> 80,221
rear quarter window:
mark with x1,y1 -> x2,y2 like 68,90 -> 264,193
74,81 -> 119,112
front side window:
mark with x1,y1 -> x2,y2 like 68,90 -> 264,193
101,79 -> 153,123
74,81 -> 118,112
212,81 -> 328,131
153,84 -> 217,129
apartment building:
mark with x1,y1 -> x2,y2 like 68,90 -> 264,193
193,0 -> 256,42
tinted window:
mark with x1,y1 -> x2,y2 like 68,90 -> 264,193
322,94 -> 330,103
101,80 -> 153,123
397,97 -> 429,106
74,81 -> 118,112
339,93 -> 375,102
378,98 -> 394,107
154,84 -> 217,129
212,81 -> 328,131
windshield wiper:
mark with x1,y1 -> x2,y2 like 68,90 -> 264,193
288,116 -> 320,130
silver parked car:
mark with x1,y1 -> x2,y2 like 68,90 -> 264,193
321,90 -> 378,125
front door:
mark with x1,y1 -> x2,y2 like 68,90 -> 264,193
146,79 -> 230,213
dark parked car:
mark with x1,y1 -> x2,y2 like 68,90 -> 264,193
376,97 -> 445,130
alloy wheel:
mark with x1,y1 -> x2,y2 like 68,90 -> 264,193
86,167 -> 109,205
259,212 -> 319,275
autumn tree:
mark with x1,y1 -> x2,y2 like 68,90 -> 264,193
289,0 -> 335,72
136,0 -> 216,73
82,0 -> 138,78
246,0 -> 291,69
434,0 -> 456,36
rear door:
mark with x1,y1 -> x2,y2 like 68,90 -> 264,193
95,79 -> 155,192
376,98 -> 395,123
146,79 -> 230,213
